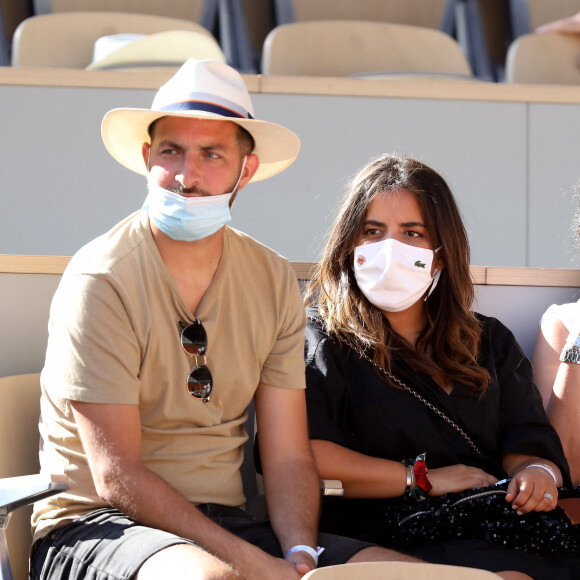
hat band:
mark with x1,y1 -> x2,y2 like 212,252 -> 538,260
160,100 -> 254,120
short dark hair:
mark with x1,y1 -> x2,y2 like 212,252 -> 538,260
235,124 -> 255,156
147,118 -> 254,158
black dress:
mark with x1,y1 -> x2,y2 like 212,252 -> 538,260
304,308 -> 580,579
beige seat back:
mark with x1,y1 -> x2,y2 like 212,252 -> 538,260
262,20 -> 472,77
0,374 -> 41,580
505,32 -> 580,84
302,561 -> 502,579
11,11 -> 218,69
36,0 -> 206,22
524,0 -> 580,30
288,0 -> 450,30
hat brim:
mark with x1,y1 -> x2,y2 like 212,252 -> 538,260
86,30 -> 226,71
101,108 -> 300,182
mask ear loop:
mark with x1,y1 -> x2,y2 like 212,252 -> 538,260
425,246 -> 443,301
229,155 -> 247,207
232,156 -> 247,193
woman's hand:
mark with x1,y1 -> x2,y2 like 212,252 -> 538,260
506,465 -> 559,515
427,464 -> 498,496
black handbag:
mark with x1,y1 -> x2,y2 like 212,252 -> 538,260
351,337 -> 580,556
380,480 -> 580,556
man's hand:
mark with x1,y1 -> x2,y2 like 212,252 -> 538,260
285,550 -> 316,576
236,552 -> 308,580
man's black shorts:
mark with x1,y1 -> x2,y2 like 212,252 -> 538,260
30,505 -> 374,580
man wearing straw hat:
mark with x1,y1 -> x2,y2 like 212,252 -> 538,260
31,59 -> 417,580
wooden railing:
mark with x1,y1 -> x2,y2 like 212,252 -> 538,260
2,254 -> 579,288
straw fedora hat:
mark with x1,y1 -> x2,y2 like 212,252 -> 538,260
101,58 -> 300,182
86,30 -> 226,70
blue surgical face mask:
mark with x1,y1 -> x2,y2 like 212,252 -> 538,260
143,157 -> 247,242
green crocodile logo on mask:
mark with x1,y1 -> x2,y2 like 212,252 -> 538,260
414,261 -> 426,268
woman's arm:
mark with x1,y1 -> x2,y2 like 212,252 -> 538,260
311,439 -> 497,498
311,439 -> 407,498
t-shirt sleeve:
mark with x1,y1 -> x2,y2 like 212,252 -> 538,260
304,321 -> 351,445
488,317 -> 572,483
43,270 -> 141,405
259,264 -> 306,390
541,301 -> 580,334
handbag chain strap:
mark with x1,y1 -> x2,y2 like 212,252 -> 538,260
307,315 -> 484,457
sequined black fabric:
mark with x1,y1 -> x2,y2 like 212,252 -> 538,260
381,482 -> 580,556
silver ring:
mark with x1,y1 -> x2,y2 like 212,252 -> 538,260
543,492 -> 554,501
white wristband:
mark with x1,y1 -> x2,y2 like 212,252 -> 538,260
285,545 -> 325,567
525,463 -> 558,485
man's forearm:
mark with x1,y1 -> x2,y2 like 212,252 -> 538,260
101,462 -> 268,574
262,454 -> 321,556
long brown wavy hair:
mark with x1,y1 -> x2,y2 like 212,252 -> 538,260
304,153 -> 491,392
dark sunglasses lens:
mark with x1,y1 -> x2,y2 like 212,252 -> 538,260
187,365 -> 213,400
181,322 -> 207,355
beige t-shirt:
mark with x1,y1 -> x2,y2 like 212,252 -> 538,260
32,211 -> 306,541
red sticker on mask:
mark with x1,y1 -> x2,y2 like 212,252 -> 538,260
357,255 -> 366,266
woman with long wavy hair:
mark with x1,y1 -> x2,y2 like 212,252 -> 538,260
304,153 -> 579,579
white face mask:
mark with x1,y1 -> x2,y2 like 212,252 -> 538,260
353,238 -> 441,312
143,156 -> 247,242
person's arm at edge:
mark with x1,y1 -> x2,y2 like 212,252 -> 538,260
71,400 -> 300,579
532,311 -> 580,484
254,383 -> 320,575
547,360 -> 580,485
536,12 -> 580,34
532,311 -> 567,409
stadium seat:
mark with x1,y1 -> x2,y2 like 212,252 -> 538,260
31,0 -> 212,25
268,0 -> 494,80
11,11 -> 223,69
0,374 -> 69,580
505,31 -> 580,84
301,561 -> 502,579
262,20 -> 473,78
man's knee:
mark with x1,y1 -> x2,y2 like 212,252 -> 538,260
136,543 -> 240,579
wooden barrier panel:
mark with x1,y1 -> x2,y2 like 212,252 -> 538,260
1,255 -> 578,377
0,69 -> 579,267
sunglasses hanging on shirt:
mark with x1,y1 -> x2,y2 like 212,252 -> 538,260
179,319 -> 213,403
